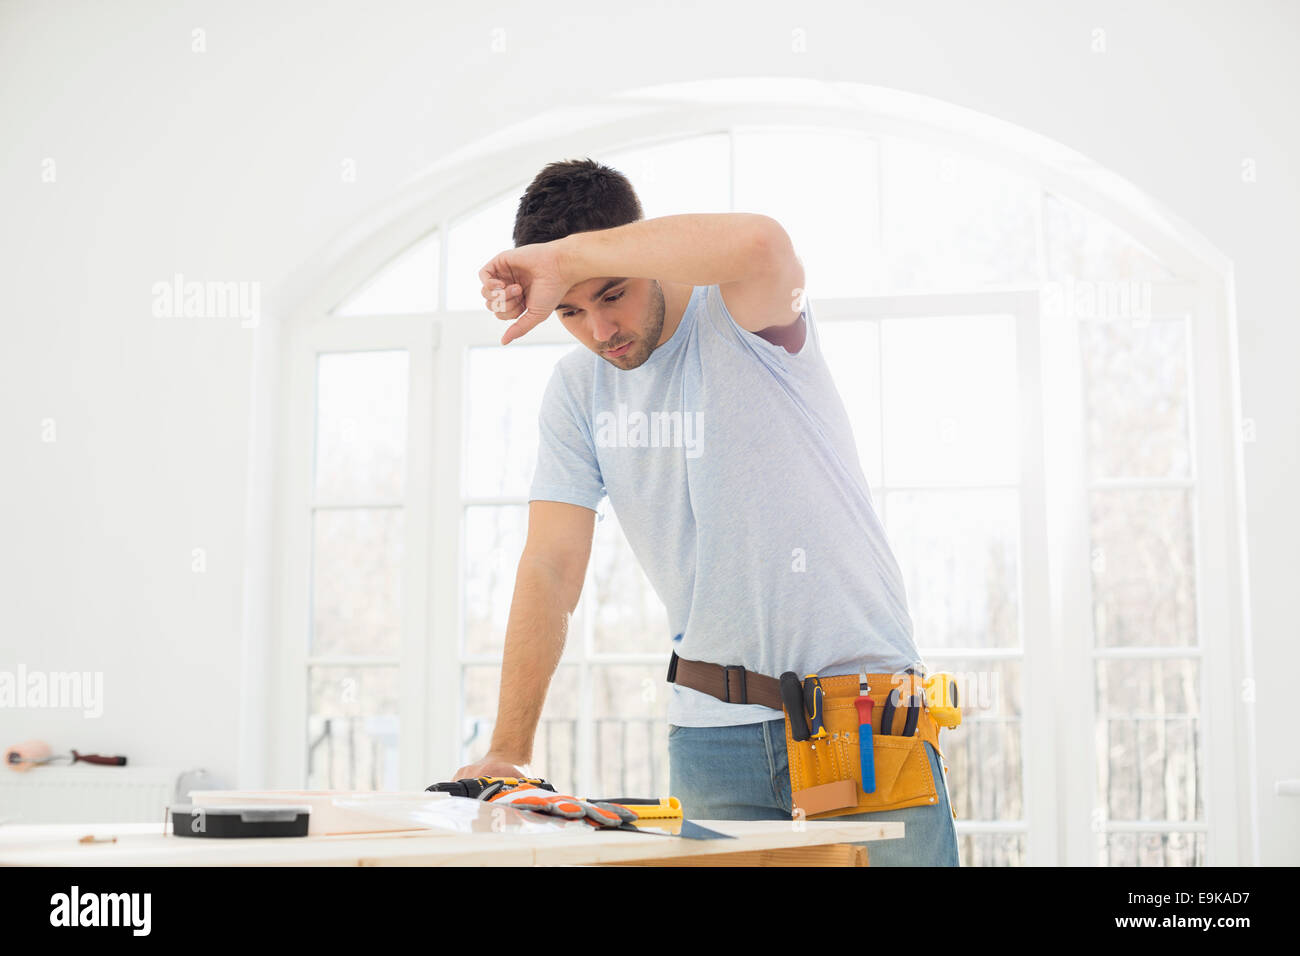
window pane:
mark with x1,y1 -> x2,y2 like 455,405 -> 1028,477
958,832 -> 1026,867
591,665 -> 670,799
818,318 -> 883,489
881,315 -> 1018,485
1044,193 -> 1174,282
311,509 -> 404,657
733,127 -> 881,300
887,490 -> 1020,650
1082,317 -> 1192,480
462,664 -> 580,793
928,658 -> 1023,824
314,350 -> 409,501
447,190 -> 521,311
881,137 -> 1039,291
1098,831 -> 1206,867
333,232 -> 439,316
597,134 -> 731,218
307,665 -> 399,790
463,505 -> 527,658
589,509 -> 670,655
1090,489 -> 1197,648
1095,657 -> 1202,824
465,344 -> 576,497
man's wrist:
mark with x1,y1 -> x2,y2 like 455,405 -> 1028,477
555,232 -> 589,289
486,742 -> 532,764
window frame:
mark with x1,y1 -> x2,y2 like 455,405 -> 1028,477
1043,279 -> 1248,865
271,105 -> 1249,863
277,313 -> 438,790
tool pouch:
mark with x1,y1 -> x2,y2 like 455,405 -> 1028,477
785,673 -> 944,820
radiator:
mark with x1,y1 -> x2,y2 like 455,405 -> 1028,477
0,766 -> 180,824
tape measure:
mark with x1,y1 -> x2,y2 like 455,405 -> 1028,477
923,673 -> 962,728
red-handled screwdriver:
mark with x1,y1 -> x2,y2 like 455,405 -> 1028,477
855,674 -> 876,794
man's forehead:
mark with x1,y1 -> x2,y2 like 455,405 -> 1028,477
557,276 -> 628,310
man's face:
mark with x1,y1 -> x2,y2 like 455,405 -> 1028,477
554,276 -> 665,369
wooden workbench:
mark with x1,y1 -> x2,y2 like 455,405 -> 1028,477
0,819 -> 903,866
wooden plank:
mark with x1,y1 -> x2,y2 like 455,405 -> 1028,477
608,843 -> 868,866
0,819 -> 902,867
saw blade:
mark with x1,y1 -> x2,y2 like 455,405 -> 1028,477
618,820 -> 736,840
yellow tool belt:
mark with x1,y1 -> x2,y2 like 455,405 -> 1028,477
667,654 -> 950,820
785,672 -> 942,820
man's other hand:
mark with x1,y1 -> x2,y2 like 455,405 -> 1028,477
479,239 -> 572,345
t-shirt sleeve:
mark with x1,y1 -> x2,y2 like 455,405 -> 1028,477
699,283 -> 823,377
528,361 -> 606,512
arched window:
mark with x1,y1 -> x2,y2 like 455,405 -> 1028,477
276,80 -> 1247,866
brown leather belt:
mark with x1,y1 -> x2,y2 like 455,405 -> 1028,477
667,651 -> 946,750
666,651 -> 784,710
667,651 -> 953,821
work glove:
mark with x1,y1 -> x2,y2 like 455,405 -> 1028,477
486,785 -> 639,829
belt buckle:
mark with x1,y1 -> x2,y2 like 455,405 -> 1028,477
723,665 -> 748,704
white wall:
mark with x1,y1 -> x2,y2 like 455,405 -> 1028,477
1,0 -> 1295,861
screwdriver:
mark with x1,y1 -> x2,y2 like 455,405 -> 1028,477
803,674 -> 829,749
780,672 -> 812,741
855,674 -> 876,794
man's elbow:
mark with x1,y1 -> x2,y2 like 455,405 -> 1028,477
748,215 -> 795,263
517,552 -> 585,615
751,217 -> 805,315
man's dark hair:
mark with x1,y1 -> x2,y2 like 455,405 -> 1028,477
513,158 -> 643,247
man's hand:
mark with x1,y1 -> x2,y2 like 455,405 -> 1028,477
478,239 -> 572,345
451,751 -> 537,781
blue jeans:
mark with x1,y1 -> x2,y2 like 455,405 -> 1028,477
668,718 -> 960,866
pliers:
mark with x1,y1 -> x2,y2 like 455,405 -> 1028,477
879,666 -> 923,737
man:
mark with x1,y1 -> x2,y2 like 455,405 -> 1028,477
453,158 -> 959,865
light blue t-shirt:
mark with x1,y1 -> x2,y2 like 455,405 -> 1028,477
528,284 -> 921,727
